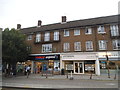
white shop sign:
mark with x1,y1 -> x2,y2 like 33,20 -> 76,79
61,53 -> 97,60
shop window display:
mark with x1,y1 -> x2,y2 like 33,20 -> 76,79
100,61 -> 117,69
84,61 -> 95,73
65,61 -> 73,73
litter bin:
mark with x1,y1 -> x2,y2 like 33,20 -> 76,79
61,68 -> 65,75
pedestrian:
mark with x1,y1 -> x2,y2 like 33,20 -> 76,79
24,66 -> 27,75
26,65 -> 31,78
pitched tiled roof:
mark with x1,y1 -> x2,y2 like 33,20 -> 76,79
20,15 -> 118,34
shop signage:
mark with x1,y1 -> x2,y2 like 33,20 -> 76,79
61,53 -> 97,60
34,54 -> 60,60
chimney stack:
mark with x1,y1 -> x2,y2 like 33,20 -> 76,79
38,20 -> 42,27
17,24 -> 21,29
62,16 -> 67,23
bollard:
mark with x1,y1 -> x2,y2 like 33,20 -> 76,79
114,74 -> 116,80
46,71 -> 48,78
90,72 -> 92,79
66,72 -> 68,79
69,71 -> 73,80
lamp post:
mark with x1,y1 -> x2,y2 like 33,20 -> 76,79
101,33 -> 110,78
106,53 -> 110,78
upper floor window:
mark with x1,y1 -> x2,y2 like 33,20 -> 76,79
64,30 -> 69,37
26,46 -> 31,51
63,43 -> 70,51
27,35 -> 32,40
74,29 -> 80,36
86,41 -> 93,51
54,31 -> 59,41
85,27 -> 92,34
112,40 -> 120,50
110,25 -> 119,36
98,40 -> 107,50
35,33 -> 41,42
74,42 -> 81,51
44,32 -> 50,41
98,25 -> 105,34
42,44 -> 52,53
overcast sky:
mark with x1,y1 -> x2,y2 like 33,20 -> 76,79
0,0 -> 119,29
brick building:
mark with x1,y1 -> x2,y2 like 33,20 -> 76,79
20,15 -> 120,75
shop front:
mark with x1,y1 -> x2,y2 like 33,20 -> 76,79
98,51 -> 120,75
28,54 -> 60,74
60,52 -> 100,75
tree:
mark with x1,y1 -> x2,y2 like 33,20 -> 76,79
2,28 -> 31,74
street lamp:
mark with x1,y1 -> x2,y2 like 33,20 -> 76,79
105,53 -> 110,78
101,33 -> 110,78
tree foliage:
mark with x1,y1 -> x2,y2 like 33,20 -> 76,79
2,28 -> 31,64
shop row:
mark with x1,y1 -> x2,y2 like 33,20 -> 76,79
16,52 -> 120,75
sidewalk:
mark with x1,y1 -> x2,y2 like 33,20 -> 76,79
14,73 -> 119,81
2,73 -> 118,88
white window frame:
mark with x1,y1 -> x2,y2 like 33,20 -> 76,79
110,24 -> 119,36
42,44 -> 52,53
74,29 -> 80,36
85,27 -> 92,34
64,30 -> 69,37
35,33 -> 41,42
86,41 -> 93,51
27,35 -> 32,40
44,32 -> 50,41
63,43 -> 70,51
74,42 -> 81,51
26,46 -> 31,51
98,40 -> 107,50
98,25 -> 105,34
112,40 -> 120,50
54,31 -> 59,41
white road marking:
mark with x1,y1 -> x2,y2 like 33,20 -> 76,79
106,83 -> 116,85
3,82 -> 53,88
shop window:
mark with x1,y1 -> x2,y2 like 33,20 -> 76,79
48,60 -> 54,69
100,61 -> 107,69
100,61 -> 116,69
65,61 -> 73,73
84,61 -> 95,73
54,61 -> 60,71
109,61 -> 116,69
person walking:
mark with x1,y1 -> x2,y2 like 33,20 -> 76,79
26,65 -> 31,78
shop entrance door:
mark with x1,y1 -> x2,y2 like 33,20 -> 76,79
74,62 -> 84,74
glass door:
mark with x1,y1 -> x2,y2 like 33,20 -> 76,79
74,62 -> 84,74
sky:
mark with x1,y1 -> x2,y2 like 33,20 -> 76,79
0,0 -> 120,29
